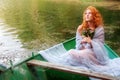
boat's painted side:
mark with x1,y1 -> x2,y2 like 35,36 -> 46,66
0,38 -> 119,80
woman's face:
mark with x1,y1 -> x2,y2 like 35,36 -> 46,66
84,9 -> 93,22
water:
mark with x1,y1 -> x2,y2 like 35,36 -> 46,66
0,19 -> 33,67
0,0 -> 120,66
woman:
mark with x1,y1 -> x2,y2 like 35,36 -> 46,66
67,6 -> 109,67
40,6 -> 120,77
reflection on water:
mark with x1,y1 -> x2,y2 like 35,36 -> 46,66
0,0 -> 120,56
0,19 -> 33,66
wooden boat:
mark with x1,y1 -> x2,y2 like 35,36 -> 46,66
0,38 -> 119,80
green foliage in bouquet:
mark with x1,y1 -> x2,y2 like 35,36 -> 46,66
81,28 -> 95,39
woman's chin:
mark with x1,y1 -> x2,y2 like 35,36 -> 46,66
85,19 -> 92,22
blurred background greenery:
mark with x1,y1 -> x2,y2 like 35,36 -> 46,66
0,0 -> 120,55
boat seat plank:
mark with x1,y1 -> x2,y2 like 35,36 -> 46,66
27,60 -> 118,80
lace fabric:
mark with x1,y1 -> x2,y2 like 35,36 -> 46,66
39,26 -> 120,78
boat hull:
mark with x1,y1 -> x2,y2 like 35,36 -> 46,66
0,38 -> 118,80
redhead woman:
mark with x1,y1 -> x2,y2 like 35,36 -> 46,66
69,6 -> 108,66
40,6 -> 120,77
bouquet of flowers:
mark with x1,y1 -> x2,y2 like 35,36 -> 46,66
81,28 -> 95,39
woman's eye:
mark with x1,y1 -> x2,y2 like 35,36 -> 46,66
89,12 -> 92,14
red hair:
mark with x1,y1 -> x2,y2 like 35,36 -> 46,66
81,6 -> 103,30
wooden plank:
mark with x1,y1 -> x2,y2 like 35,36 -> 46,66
27,60 -> 118,80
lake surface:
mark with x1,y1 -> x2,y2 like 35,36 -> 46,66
0,0 -> 120,66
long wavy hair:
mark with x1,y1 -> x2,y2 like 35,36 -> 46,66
81,6 -> 103,30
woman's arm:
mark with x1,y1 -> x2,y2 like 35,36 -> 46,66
76,25 -> 93,49
91,26 -> 109,65
75,25 -> 83,50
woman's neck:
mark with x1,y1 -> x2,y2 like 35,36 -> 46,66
87,21 -> 95,30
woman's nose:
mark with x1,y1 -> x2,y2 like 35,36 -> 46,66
86,14 -> 89,17
86,13 -> 89,16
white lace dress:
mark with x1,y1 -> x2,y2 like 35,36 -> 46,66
39,26 -> 120,78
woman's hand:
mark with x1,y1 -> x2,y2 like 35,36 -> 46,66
81,37 -> 91,43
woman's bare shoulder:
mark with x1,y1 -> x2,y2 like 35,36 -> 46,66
96,25 -> 104,30
77,25 -> 83,31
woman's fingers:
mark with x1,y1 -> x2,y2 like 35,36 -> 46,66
81,37 -> 91,43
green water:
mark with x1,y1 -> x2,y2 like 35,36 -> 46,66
0,0 -> 120,55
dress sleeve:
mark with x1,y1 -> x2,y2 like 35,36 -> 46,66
75,31 -> 83,50
91,27 -> 109,65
